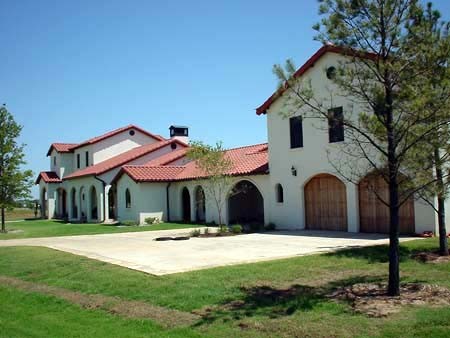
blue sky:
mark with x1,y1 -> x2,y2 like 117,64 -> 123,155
1,0 -> 449,198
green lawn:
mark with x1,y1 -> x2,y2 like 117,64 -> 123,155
0,219 -> 204,240
0,238 -> 449,337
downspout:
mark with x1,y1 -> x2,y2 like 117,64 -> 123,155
94,176 -> 107,222
166,182 -> 172,222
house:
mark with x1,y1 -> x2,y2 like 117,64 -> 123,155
36,45 -> 448,234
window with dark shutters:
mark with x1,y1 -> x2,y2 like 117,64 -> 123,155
85,151 -> 89,167
328,107 -> 344,143
289,116 -> 303,148
77,154 -> 80,169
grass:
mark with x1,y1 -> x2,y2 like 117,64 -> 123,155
0,238 -> 449,337
3,208 -> 37,221
0,219 -> 204,240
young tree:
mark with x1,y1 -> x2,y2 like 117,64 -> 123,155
406,3 -> 450,256
0,105 -> 33,232
186,141 -> 233,228
273,0 -> 450,295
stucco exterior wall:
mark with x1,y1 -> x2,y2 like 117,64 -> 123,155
92,129 -> 158,164
49,150 -> 74,179
265,51 -> 437,233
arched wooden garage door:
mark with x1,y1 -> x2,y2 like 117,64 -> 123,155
359,174 -> 415,234
305,174 -> 347,231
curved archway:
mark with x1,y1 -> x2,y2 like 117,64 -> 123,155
58,188 -> 67,218
41,188 -> 47,218
304,173 -> 347,231
71,188 -> 78,219
90,186 -> 98,220
195,186 -> 206,223
182,187 -> 191,222
125,188 -> 131,208
79,186 -> 87,220
228,180 -> 264,225
275,183 -> 284,203
359,173 -> 414,234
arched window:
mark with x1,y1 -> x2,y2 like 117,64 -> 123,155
125,189 -> 131,208
275,184 -> 284,203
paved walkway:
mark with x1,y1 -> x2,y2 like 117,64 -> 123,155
0,229 -> 418,275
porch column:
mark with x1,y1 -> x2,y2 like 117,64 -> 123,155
346,182 -> 359,233
104,185 -> 111,221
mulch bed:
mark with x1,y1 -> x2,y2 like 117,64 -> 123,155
412,250 -> 450,263
328,282 -> 450,317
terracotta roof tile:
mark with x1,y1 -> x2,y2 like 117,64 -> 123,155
144,148 -> 188,166
35,171 -> 62,184
64,139 -> 187,180
46,143 -> 78,156
113,143 -> 269,183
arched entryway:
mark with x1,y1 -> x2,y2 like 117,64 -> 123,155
182,187 -> 191,222
58,188 -> 67,218
304,174 -> 347,231
90,186 -> 98,221
41,188 -> 47,218
71,188 -> 78,219
359,173 -> 415,234
108,186 -> 117,219
79,187 -> 87,221
195,186 -> 206,223
228,180 -> 264,225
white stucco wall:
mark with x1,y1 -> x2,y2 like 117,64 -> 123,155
49,150 -> 74,179
92,129 -> 158,164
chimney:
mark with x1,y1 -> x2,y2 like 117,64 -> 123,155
169,125 -> 189,145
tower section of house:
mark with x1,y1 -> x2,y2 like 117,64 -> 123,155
256,45 -> 437,233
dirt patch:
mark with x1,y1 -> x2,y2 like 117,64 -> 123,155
328,282 -> 450,317
412,250 -> 450,263
0,275 -> 199,328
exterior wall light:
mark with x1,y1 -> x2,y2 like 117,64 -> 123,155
291,166 -> 297,176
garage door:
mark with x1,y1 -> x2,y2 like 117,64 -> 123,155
359,175 -> 415,234
305,174 -> 347,231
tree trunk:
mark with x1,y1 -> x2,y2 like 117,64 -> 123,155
388,174 -> 400,296
1,207 -> 5,233
434,148 -> 449,256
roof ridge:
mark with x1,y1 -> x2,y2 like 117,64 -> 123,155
224,142 -> 268,152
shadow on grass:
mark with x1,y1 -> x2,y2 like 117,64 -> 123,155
324,243 -> 424,263
195,275 -> 385,325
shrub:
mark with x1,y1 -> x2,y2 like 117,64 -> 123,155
190,229 -> 201,237
218,225 -> 228,234
264,223 -> 277,231
120,220 -> 138,226
203,228 -> 210,235
144,217 -> 160,225
231,224 -> 243,234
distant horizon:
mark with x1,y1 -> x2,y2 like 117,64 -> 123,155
1,0 -> 449,198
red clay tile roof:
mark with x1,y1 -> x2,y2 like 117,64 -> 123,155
113,143 -> 269,183
46,143 -> 78,156
119,166 -> 186,182
64,139 -> 188,180
144,148 -> 188,166
255,45 -> 377,115
35,171 -> 62,184
69,125 -> 165,151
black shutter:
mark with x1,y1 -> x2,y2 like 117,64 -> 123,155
328,107 -> 344,143
289,116 -> 303,148
85,151 -> 89,167
77,154 -> 80,168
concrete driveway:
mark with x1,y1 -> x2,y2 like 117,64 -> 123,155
0,229 -> 418,275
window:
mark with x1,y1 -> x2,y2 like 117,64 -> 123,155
53,156 -> 56,166
77,154 -> 80,168
328,107 -> 344,143
289,116 -> 303,148
125,189 -> 131,208
276,184 -> 284,203
129,130 -> 135,136
85,151 -> 89,167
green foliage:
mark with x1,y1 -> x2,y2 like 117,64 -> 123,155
186,141 -> 233,226
0,105 -> 33,231
190,229 -> 201,237
231,224 -> 242,234
203,227 -> 210,235
119,220 -> 139,226
144,217 -> 160,225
